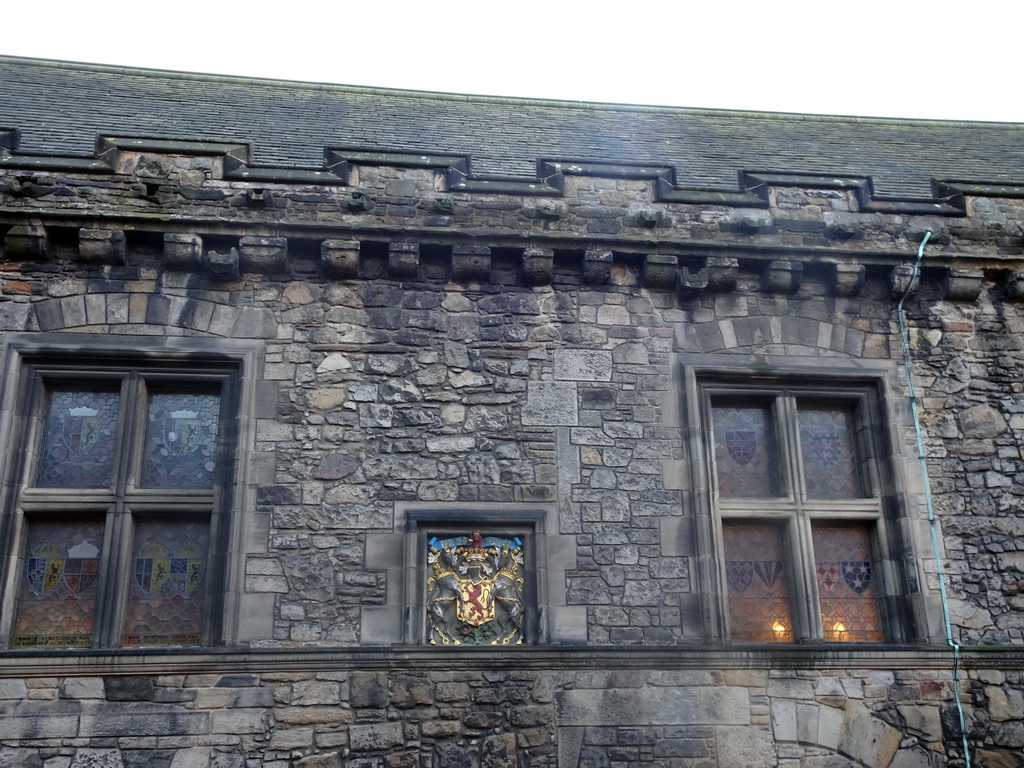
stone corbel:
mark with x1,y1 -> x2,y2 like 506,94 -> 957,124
206,247 -> 240,282
321,240 -> 361,278
705,257 -> 738,293
890,265 -> 919,300
3,223 -> 49,261
239,237 -> 287,274
522,247 -> 553,285
451,245 -> 491,281
388,242 -> 419,278
829,263 -> 865,298
643,254 -> 678,290
762,260 -> 803,294
163,233 -> 203,270
943,268 -> 984,302
582,250 -> 612,285
79,229 -> 126,264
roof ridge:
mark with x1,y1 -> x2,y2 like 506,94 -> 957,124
2,54 -> 1022,128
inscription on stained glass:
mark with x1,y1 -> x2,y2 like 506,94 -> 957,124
426,531 -> 524,645
13,521 -> 104,648
36,390 -> 120,488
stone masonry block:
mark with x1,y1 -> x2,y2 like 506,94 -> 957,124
582,250 -> 612,285
239,236 -> 287,273
643,254 -> 678,290
716,726 -> 776,768
555,350 -> 612,382
451,244 -> 490,280
388,242 -> 419,278
4,224 -> 49,261
350,722 -> 403,752
522,381 -> 578,426
522,247 -> 553,285
321,239 -> 361,278
69,748 -> 122,768
163,233 -> 203,270
554,686 -> 749,726
838,703 -> 901,768
79,705 -> 210,737
79,229 -> 126,264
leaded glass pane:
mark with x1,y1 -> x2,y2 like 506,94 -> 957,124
13,520 -> 104,648
141,392 -> 221,489
36,390 -> 119,488
798,406 -> 863,499
712,405 -> 777,497
813,523 -> 883,642
723,521 -> 793,642
122,519 -> 209,646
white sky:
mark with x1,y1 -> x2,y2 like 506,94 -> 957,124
6,1 -> 1023,122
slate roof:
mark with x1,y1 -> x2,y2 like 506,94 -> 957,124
2,55 -> 1023,199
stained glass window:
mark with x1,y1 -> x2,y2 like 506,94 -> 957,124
13,520 -> 104,648
702,378 -> 891,643
723,522 -> 793,642
36,390 -> 120,488
799,406 -> 863,499
4,355 -> 238,652
712,405 -> 777,497
141,392 -> 221,489
813,523 -> 883,642
123,520 -> 210,646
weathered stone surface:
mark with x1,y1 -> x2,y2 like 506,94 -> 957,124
311,454 -> 360,480
554,687 -> 749,726
555,350 -> 612,382
281,554 -> 336,601
239,236 -> 287,273
79,229 -> 126,263
960,404 -> 1007,438
350,722 -> 403,751
4,224 -> 49,260
69,749 -> 124,768
104,676 -> 155,702
292,753 -> 343,768
716,727 -> 775,768
451,245 -> 490,280
163,233 -> 202,269
522,381 -> 578,426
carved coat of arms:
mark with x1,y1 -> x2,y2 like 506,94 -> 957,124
426,531 -> 524,645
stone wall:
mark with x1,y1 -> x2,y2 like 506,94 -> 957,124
3,150 -> 1024,767
1,658 -> 1012,767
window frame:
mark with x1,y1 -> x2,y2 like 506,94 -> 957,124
680,357 -> 925,645
0,339 -> 252,651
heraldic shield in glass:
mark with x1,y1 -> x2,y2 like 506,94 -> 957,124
426,531 -> 525,645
